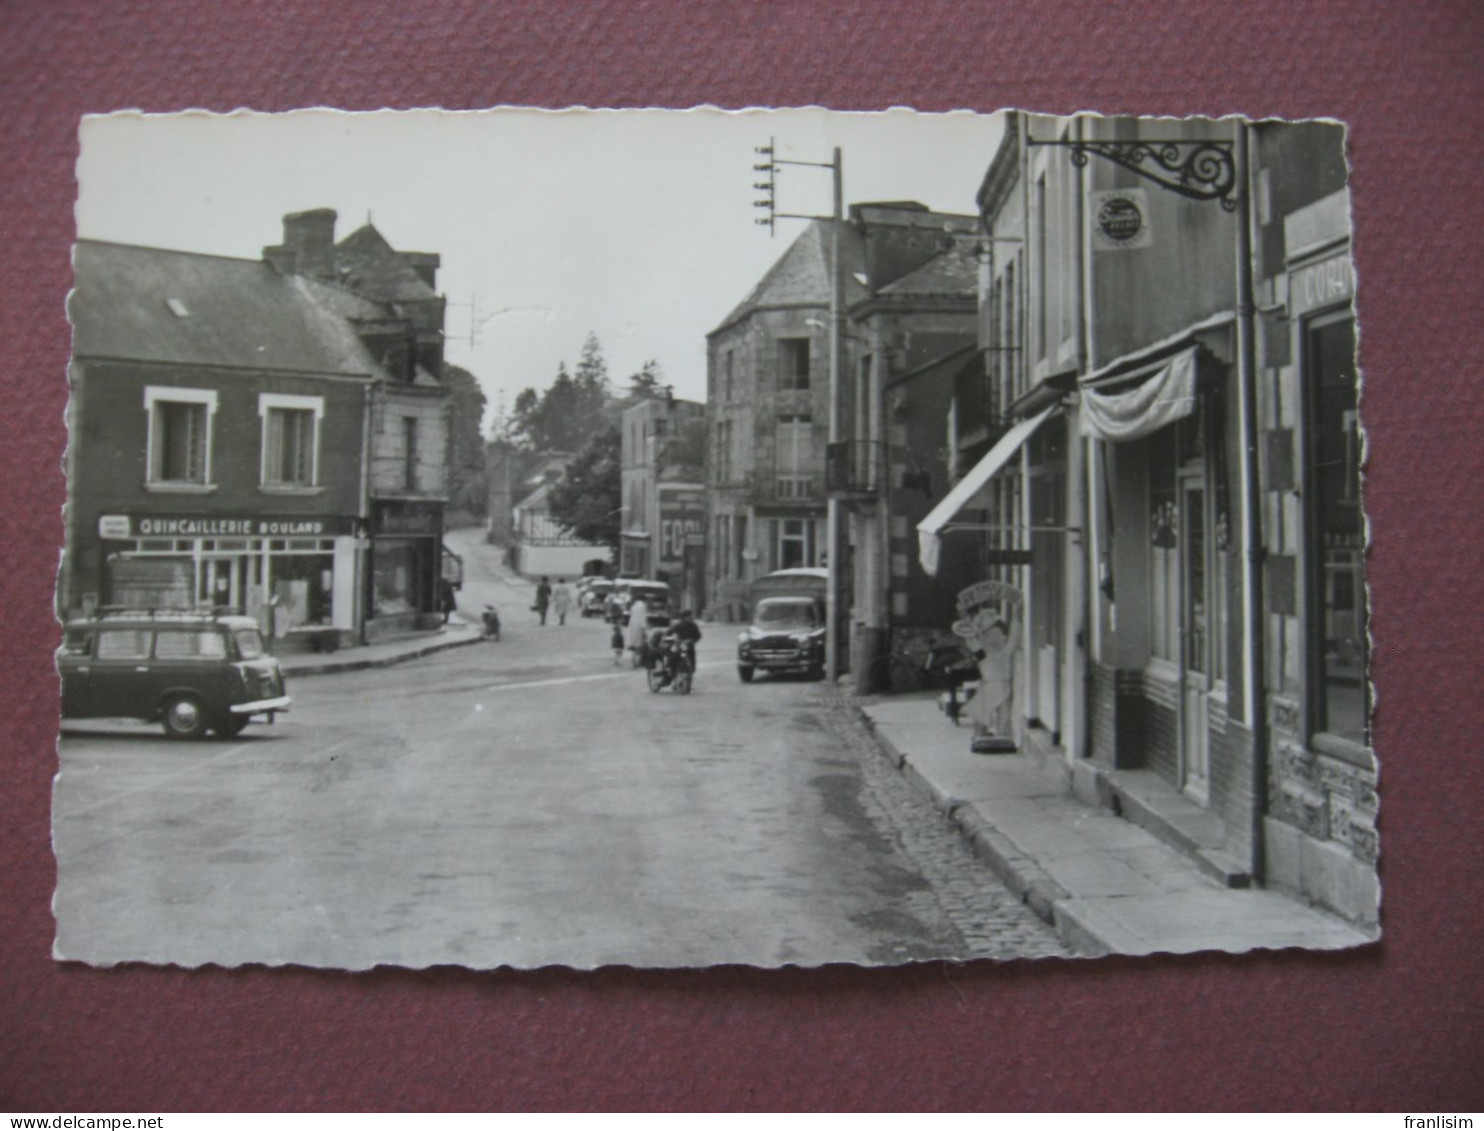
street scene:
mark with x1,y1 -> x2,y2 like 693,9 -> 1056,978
55,528 -> 1066,968
55,107 -> 1377,969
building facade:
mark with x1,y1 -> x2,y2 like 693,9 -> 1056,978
619,396 -> 706,606
63,210 -> 454,647
915,114 -> 1374,926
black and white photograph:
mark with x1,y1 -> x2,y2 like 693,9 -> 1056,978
54,106 -> 1377,970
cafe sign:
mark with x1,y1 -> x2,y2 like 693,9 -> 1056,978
1091,188 -> 1153,251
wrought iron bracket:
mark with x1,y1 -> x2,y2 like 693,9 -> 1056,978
1028,138 -> 1238,211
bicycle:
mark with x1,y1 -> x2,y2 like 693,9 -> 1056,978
865,630 -> 978,702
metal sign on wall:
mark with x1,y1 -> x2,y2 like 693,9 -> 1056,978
1090,187 -> 1153,251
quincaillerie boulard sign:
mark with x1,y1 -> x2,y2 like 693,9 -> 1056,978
99,514 -> 356,539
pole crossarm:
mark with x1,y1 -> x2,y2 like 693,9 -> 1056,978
1028,137 -> 1238,211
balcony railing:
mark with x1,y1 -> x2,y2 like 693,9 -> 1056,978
745,471 -> 823,508
825,440 -> 885,498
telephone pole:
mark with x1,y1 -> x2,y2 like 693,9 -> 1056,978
753,140 -> 846,682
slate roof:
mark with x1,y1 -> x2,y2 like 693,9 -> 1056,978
710,222 -> 868,336
874,240 -> 980,300
335,223 -> 440,305
71,240 -> 390,379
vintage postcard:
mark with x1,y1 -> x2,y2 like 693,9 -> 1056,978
54,107 -> 1377,969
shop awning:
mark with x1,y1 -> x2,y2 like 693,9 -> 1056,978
917,405 -> 1057,577
1080,346 -> 1200,443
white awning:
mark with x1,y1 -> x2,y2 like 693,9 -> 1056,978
1080,346 -> 1199,443
917,406 -> 1057,577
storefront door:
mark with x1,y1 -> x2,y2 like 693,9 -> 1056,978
1179,473 -> 1210,801
199,555 -> 246,611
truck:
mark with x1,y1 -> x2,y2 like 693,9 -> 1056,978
736,568 -> 828,683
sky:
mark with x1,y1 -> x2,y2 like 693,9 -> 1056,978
76,106 -> 1005,427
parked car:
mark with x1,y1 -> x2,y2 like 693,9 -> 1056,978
737,568 -> 829,682
578,578 -> 614,617
609,579 -> 672,627
59,607 -> 291,739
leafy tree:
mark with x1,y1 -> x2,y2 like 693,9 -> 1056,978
545,425 -> 622,548
442,363 -> 488,522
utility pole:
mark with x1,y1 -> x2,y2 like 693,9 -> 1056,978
753,140 -> 846,681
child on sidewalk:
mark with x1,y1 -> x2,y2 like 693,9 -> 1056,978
610,621 -> 625,665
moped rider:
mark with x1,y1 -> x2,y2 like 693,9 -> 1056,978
655,609 -> 701,683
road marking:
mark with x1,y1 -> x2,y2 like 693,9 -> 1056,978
470,660 -> 731,694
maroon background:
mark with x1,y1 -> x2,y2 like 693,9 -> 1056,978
3,0 -> 1481,1112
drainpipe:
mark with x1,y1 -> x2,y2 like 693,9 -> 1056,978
1235,120 -> 1268,882
1066,114 -> 1090,764
358,381 -> 374,645
826,147 -> 844,683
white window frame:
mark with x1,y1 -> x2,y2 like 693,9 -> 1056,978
144,386 -> 218,492
258,393 -> 325,492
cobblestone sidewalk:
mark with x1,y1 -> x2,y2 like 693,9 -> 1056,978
821,691 -> 1069,962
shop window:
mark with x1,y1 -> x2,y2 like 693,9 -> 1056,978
144,387 -> 216,488
1148,428 -> 1180,664
1307,314 -> 1367,745
778,338 -> 811,391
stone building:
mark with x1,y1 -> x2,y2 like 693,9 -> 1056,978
619,395 -> 706,605
63,209 -> 454,646
915,114 -> 1374,927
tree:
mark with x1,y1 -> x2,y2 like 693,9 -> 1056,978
442,364 -> 488,523
625,359 -> 665,402
545,425 -> 622,548
506,334 -> 615,454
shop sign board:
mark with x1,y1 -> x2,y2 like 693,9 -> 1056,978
103,514 -> 356,539
373,501 -> 440,536
1289,251 -> 1353,317
1090,188 -> 1153,251
657,485 -> 706,567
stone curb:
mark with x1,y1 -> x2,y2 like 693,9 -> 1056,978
283,632 -> 484,678
852,701 -> 1106,957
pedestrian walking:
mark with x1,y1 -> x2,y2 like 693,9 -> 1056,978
438,577 -> 457,625
552,581 -> 572,626
610,621 -> 625,665
533,576 -> 552,626
625,597 -> 650,666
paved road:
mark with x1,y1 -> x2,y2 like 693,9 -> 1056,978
54,533 -> 1065,969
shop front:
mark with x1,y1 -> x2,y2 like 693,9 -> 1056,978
92,512 -> 359,647
368,499 -> 443,638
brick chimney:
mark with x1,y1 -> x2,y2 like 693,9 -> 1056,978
277,208 -> 339,281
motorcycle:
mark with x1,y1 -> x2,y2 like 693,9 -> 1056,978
481,605 -> 502,642
645,632 -> 694,694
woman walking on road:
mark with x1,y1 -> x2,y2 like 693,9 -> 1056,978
533,576 -> 552,625
625,598 -> 650,666
551,581 -> 572,626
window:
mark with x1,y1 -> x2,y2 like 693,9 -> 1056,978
776,518 -> 814,570
778,338 -> 811,391
777,413 -> 813,498
1308,315 -> 1366,744
154,631 -> 228,661
258,393 -> 323,490
145,387 -> 217,488
724,349 -> 735,401
96,629 -> 152,660
403,416 -> 419,492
